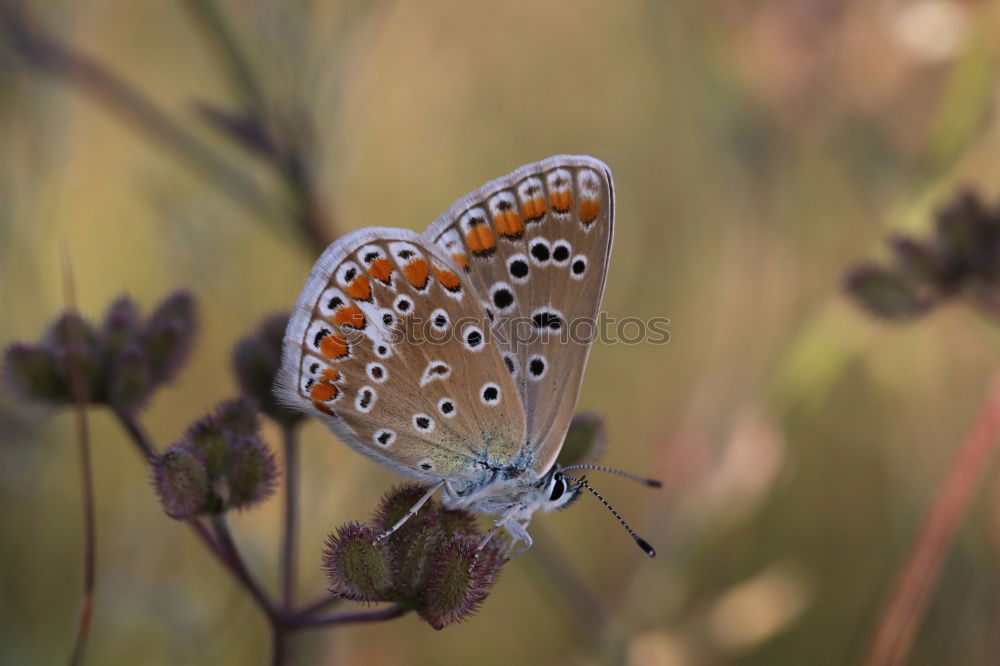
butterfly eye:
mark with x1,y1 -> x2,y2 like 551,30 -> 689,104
549,475 -> 567,502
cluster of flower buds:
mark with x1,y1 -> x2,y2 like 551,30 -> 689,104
231,312 -> 303,427
846,191 -> 1000,321
152,398 -> 277,519
2,291 -> 196,412
322,485 -> 506,630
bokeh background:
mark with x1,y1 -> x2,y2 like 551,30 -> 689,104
4,1 -> 1000,664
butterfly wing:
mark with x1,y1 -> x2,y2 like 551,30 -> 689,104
277,227 -> 527,485
422,155 -> 614,478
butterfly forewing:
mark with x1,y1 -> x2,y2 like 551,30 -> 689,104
422,155 -> 614,477
278,227 -> 526,484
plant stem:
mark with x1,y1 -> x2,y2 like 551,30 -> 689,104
62,248 -> 95,666
112,406 -> 156,459
209,513 -> 278,621
280,425 -> 299,611
285,604 -> 409,629
865,376 -> 1000,666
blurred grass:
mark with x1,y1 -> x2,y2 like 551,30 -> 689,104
4,0 -> 1000,664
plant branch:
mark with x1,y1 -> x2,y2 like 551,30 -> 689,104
210,513 -> 279,621
280,425 -> 299,611
285,603 -> 409,629
179,0 -> 266,113
0,1 -> 284,236
865,375 -> 1000,666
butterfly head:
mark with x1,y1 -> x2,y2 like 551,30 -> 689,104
538,468 -> 584,512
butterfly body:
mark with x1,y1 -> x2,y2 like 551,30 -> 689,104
277,155 -> 613,551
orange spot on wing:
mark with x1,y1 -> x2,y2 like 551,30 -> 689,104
433,265 -> 461,290
522,197 -> 547,221
452,252 -> 469,270
404,258 -> 430,289
368,257 -> 393,283
343,275 -> 371,301
465,226 -> 496,255
313,401 -> 336,417
333,303 -> 365,329
550,190 -> 573,213
310,382 -> 338,402
320,332 -> 349,359
494,211 -> 524,238
321,368 -> 341,382
579,198 -> 600,223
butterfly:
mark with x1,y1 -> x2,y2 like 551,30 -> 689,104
277,155 -> 658,558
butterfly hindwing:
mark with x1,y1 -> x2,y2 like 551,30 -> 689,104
422,155 -> 614,477
278,227 -> 527,484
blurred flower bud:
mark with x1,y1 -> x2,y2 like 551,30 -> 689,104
142,291 -> 197,387
102,296 -> 141,351
2,343 -> 69,404
845,265 -> 932,320
107,343 -> 153,413
557,412 -> 607,466
232,313 -> 303,427
888,236 -> 951,290
322,522 -> 395,602
152,443 -> 210,519
152,398 -> 277,518
2,290 -> 198,413
419,537 -> 504,630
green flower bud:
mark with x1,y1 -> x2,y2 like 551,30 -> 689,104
557,412 -> 607,466
322,522 -> 395,602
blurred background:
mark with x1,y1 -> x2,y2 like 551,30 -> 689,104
3,1 -> 1000,664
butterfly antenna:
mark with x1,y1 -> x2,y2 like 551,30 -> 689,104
560,464 -> 662,488
564,474 -> 656,557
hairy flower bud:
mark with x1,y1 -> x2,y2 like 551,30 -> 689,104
142,291 -> 197,386
152,398 -> 276,518
322,522 -> 395,602
323,484 -> 506,628
419,537 -> 504,630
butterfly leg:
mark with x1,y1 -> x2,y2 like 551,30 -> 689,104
373,480 -> 445,543
502,519 -> 533,560
475,505 -> 520,553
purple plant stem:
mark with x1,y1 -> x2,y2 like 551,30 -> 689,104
63,248 -> 95,666
285,604 -> 409,629
866,376 -> 1000,666
280,425 -> 299,611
